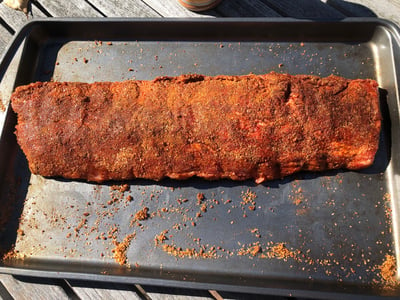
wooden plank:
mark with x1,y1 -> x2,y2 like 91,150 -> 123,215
66,280 -> 142,300
141,285 -> 214,300
142,0 -> 219,17
325,0 -> 377,17
216,0 -> 281,17
86,0 -> 161,17
0,280 -> 13,300
260,0 -> 345,18
325,0 -> 400,24
34,0 -> 104,17
0,3 -> 47,32
0,23 -> 13,56
0,274 -> 70,300
217,291 -> 290,299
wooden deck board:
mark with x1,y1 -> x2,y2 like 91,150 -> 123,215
141,285 -> 215,300
142,0 -> 217,17
0,22 -> 12,56
326,0 -> 400,24
35,0 -> 104,17
66,280 -> 143,300
86,0 -> 161,17
215,0 -> 281,17
0,3 -> 46,32
218,291 -> 290,300
261,0 -> 345,18
0,274 -> 70,300
325,0 -> 377,17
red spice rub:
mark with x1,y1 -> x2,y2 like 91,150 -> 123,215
112,233 -> 136,266
378,254 -> 398,287
11,72 -> 381,183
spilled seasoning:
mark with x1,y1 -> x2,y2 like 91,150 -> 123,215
267,243 -> 299,260
378,254 -> 398,287
112,233 -> 136,266
0,92 -> 5,112
130,206 -> 149,226
161,244 -> 217,259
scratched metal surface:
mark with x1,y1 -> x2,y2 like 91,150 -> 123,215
0,19 -> 398,298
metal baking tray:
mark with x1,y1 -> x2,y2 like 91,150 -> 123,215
0,18 -> 399,299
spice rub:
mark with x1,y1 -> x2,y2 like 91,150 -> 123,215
11,72 -> 381,183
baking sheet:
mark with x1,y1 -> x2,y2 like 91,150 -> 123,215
0,18 -> 399,299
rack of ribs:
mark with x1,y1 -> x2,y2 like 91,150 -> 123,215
10,72 -> 381,183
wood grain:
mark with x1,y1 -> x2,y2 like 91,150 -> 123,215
143,0 -> 217,17
215,0 -> 281,17
66,280 -> 142,300
141,285 -> 215,299
34,0 -> 104,17
261,0 -> 345,18
326,0 -> 400,24
326,0 -> 377,17
0,21 -> 12,55
86,0 -> 161,17
0,274 -> 69,300
0,2 -> 46,32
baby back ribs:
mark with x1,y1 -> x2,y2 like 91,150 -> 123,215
10,72 -> 381,183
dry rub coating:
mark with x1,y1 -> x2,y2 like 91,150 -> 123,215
11,72 -> 381,183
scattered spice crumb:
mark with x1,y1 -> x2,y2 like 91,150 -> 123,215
110,184 -> 129,192
120,184 -> 130,192
378,254 -> 398,287
196,193 -> 204,204
74,218 -> 87,234
112,233 -> 136,266
238,242 -> 261,257
2,249 -> 25,261
241,189 -> 257,205
294,198 -> 302,206
250,228 -> 261,238
130,207 -> 149,226
135,207 -> 149,221
155,230 -> 168,246
161,244 -> 217,259
267,243 -> 299,260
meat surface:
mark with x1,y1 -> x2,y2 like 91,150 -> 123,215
11,72 -> 381,183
